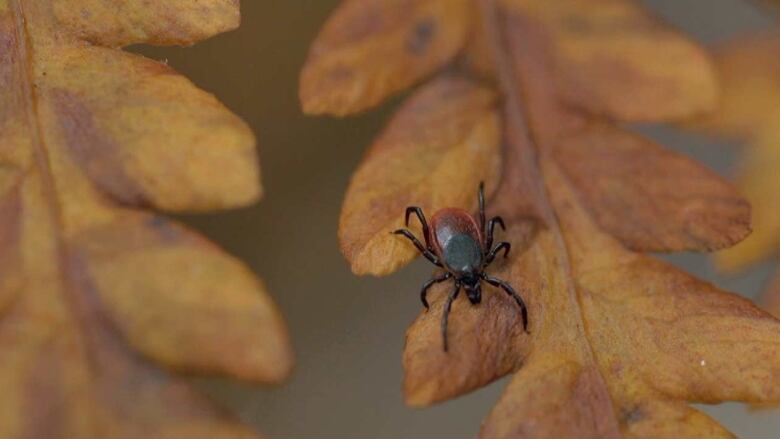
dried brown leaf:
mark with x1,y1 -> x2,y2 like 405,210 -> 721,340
690,34 -> 780,273
338,76 -> 503,275
0,0 -> 291,437
693,34 -> 780,140
405,146 -> 778,436
300,0 -> 472,116
303,0 -> 775,436
552,123 -> 750,252
501,0 -> 717,122
687,33 -> 780,321
52,0 -> 241,46
403,220 -> 536,406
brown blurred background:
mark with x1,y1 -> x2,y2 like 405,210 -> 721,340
135,1 -> 780,438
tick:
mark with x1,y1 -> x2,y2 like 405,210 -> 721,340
393,183 -> 529,351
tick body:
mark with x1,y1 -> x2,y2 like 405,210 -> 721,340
430,208 -> 484,277
393,183 -> 529,351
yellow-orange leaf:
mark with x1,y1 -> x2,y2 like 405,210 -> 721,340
52,0 -> 241,46
0,0 -> 291,437
403,220 -> 536,406
73,214 -> 291,383
716,130 -> 780,272
482,162 -> 779,437
690,34 -> 780,273
405,161 -> 780,437
339,76 -> 502,275
502,0 -> 717,122
309,0 -> 774,436
695,34 -> 780,140
552,123 -> 750,252
46,46 -> 260,212
686,33 -> 780,322
300,0 -> 472,116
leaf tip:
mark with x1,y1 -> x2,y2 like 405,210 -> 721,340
403,383 -> 439,408
298,70 -> 365,117
253,328 -> 296,385
340,227 -> 418,276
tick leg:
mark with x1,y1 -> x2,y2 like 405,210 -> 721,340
485,241 -> 511,265
483,275 -> 528,332
441,283 -> 461,352
405,206 -> 433,249
392,228 -> 442,267
478,182 -> 486,235
420,272 -> 452,310
485,216 -> 506,251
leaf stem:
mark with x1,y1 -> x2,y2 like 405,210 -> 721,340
475,0 -> 550,223
476,0 -> 573,251
10,0 -> 102,373
475,1 -> 621,435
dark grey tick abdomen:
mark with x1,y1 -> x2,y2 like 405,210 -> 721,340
430,207 -> 485,274
441,234 -> 483,273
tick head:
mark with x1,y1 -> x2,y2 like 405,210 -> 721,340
462,276 -> 482,304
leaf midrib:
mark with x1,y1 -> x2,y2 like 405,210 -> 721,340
475,0 -> 623,436
9,0 -> 100,373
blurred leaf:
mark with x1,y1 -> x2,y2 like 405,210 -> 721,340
692,34 -> 780,272
761,0 -> 780,17
302,0 -> 780,436
689,33 -> 780,320
766,270 -> 780,320
0,0 -> 291,437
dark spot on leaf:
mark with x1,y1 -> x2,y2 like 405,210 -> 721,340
146,216 -> 182,243
406,18 -> 435,55
620,405 -> 644,424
